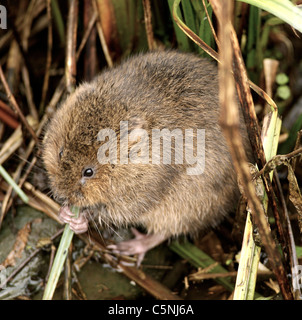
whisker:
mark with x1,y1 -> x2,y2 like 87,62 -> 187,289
89,208 -> 124,241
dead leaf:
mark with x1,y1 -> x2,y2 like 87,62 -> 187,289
1,222 -> 32,267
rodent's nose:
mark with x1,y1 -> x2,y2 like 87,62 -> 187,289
71,189 -> 85,202
53,193 -> 67,205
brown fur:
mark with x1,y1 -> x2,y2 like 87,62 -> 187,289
43,51 -> 252,239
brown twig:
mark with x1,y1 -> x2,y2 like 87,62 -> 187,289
6,39 -> 22,96
93,0 -> 113,68
230,27 -> 265,167
83,0 -> 97,81
23,181 -> 61,223
274,171 -> 300,299
45,245 -> 57,283
4,2 -> 36,83
71,269 -> 88,300
0,101 -> 19,129
44,10 -> 98,119
76,12 -> 98,62
202,0 -> 219,48
65,0 -> 78,94
0,99 -> 18,118
142,0 -> 156,50
292,130 -> 302,172
20,0 -> 39,120
40,0 -> 53,114
21,66 -> 38,120
256,147 -> 302,178
0,65 -> 39,143
63,244 -> 73,300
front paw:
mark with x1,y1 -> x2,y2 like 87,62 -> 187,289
59,206 -> 88,234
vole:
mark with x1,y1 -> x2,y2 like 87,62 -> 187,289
43,51 -> 252,265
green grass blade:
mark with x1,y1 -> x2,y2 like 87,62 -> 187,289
51,0 -> 65,46
169,239 -> 234,292
238,0 -> 302,33
197,2 -> 214,57
245,5 -> 262,84
0,165 -> 28,203
181,0 -> 197,35
168,0 -> 191,51
42,206 -> 79,300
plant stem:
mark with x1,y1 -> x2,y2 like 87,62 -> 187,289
0,165 -> 28,204
42,206 -> 79,300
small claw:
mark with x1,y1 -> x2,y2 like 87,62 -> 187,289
59,206 -> 88,234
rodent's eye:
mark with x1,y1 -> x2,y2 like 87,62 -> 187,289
83,168 -> 94,178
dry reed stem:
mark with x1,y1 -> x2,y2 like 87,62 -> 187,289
23,182 -> 62,223
93,0 -> 113,67
76,12 -> 98,61
40,0 -> 53,113
232,33 -> 291,274
0,115 -> 37,165
274,171 -> 300,299
202,0 -> 220,48
20,0 -> 39,120
210,0 -> 293,299
63,244 -> 73,300
65,0 -> 78,94
292,130 -> 302,172
44,6 -> 99,118
142,0 -> 156,50
0,65 -> 38,143
0,100 -> 19,129
21,66 -> 38,120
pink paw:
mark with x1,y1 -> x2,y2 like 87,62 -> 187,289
59,206 -> 88,234
107,228 -> 166,266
